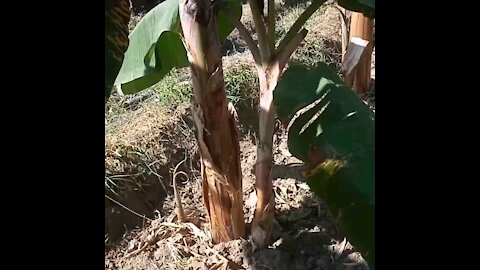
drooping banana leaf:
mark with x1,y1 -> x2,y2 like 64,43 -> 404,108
275,63 -> 375,268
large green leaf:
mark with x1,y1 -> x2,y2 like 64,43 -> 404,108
115,0 -> 242,95
114,0 -> 188,94
105,0 -> 131,99
274,64 -> 375,268
218,0 -> 242,39
337,0 -> 375,18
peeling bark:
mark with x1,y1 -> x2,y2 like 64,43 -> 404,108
179,0 -> 245,243
344,12 -> 373,93
251,28 -> 306,247
251,59 -> 283,247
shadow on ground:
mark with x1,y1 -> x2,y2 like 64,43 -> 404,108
234,145 -> 370,270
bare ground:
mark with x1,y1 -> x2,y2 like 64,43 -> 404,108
105,128 -> 372,270
104,84 -> 375,270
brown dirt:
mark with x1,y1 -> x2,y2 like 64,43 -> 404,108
105,128 -> 372,270
104,96 -> 375,270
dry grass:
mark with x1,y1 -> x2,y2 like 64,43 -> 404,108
276,2 -> 343,68
223,53 -> 259,105
105,102 -> 197,198
226,1 -> 343,69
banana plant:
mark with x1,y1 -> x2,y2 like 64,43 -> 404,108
218,0 -> 374,248
115,0 -> 246,243
178,0 -> 246,242
113,0 -> 375,266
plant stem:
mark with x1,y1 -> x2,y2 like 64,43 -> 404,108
267,0 -> 275,52
221,9 -> 261,66
247,0 -> 270,64
332,5 -> 349,61
251,66 -> 277,248
276,0 -> 326,54
277,29 -> 308,68
245,0 -> 318,249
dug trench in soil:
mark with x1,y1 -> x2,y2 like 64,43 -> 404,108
105,179 -> 164,245
105,103 -> 200,247
105,153 -> 198,247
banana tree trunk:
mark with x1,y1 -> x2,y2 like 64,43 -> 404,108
105,0 -> 131,103
251,67 -> 277,247
344,12 -> 373,93
179,0 -> 245,243
248,10 -> 307,247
